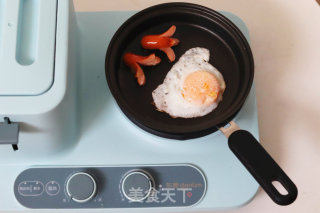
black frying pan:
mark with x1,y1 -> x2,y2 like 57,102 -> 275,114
105,2 -> 297,205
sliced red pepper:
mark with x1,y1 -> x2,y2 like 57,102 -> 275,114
123,53 -> 161,86
141,25 -> 180,62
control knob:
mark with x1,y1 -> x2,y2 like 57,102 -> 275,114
66,172 -> 97,203
121,170 -> 154,202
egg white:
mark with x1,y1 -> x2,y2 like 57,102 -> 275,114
152,47 -> 226,118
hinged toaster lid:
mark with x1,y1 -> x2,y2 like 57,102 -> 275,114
0,0 -> 57,96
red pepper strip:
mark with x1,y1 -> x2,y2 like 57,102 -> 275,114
141,25 -> 180,62
123,53 -> 161,86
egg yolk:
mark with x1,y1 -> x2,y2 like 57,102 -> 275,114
182,70 -> 220,105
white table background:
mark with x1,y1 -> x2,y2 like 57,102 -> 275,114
74,0 -> 320,212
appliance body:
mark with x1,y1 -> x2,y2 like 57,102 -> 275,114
0,0 -> 78,156
0,0 -> 260,212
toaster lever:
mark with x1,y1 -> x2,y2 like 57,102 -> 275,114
0,117 -> 20,151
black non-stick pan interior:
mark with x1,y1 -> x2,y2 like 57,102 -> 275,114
105,3 -> 254,139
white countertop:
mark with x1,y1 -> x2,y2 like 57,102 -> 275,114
74,0 -> 320,212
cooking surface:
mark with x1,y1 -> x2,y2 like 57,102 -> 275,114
73,0 -> 320,213
106,3 -> 254,139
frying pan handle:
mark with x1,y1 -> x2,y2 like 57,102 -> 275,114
228,130 -> 298,205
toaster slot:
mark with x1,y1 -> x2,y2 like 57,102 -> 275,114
16,0 -> 40,65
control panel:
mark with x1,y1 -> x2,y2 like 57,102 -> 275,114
14,165 -> 206,208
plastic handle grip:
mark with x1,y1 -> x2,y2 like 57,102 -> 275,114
228,130 -> 298,205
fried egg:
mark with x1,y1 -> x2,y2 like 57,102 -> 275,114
152,47 -> 226,118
